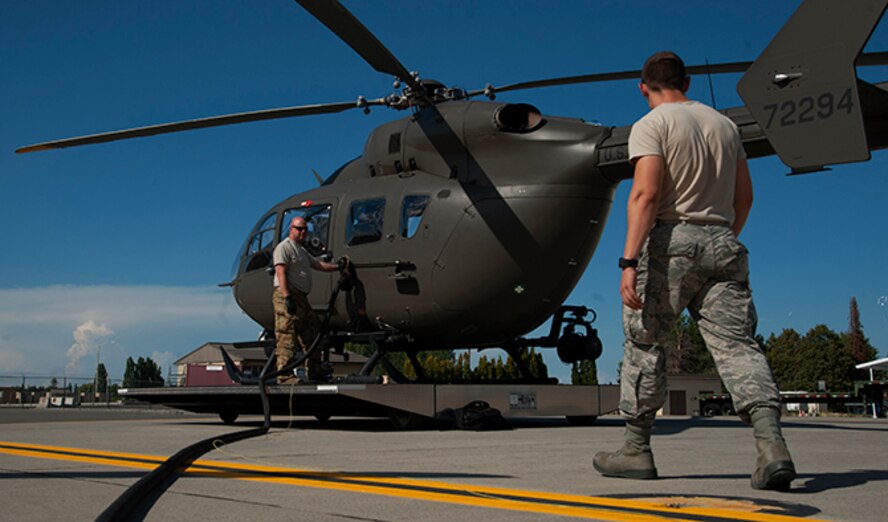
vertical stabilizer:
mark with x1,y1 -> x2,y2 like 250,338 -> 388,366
737,0 -> 888,169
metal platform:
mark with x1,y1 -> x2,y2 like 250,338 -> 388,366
119,383 -> 620,425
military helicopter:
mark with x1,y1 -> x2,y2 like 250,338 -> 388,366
17,0 -> 888,378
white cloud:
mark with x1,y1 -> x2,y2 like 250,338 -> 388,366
66,320 -> 115,372
0,285 -> 240,326
0,285 -> 257,379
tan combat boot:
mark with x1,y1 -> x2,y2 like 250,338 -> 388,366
277,374 -> 303,385
749,407 -> 796,491
276,359 -> 304,385
306,360 -> 333,383
593,422 -> 658,479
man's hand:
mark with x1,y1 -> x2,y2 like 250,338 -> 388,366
620,268 -> 644,310
337,255 -> 351,272
285,295 -> 297,315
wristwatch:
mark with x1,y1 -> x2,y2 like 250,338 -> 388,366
618,257 -> 638,269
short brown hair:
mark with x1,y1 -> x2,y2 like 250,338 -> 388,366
641,51 -> 687,92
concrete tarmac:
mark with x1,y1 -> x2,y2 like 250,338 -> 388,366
0,407 -> 885,521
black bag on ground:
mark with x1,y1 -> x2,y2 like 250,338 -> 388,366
451,400 -> 510,431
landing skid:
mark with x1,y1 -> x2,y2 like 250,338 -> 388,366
325,304 -> 604,385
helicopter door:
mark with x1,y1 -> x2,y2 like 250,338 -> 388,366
278,202 -> 336,308
395,193 -> 432,297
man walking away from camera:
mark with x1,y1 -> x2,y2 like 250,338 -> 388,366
593,51 -> 795,491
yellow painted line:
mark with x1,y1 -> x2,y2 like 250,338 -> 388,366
188,461 -> 820,522
0,441 -> 823,522
0,441 -> 164,471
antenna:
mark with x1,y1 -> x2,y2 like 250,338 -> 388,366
311,169 -> 325,186
705,59 -> 717,109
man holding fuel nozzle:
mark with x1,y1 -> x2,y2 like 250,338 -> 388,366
272,216 -> 341,384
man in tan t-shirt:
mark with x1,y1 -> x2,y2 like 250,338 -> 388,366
593,51 -> 796,491
273,216 -> 339,384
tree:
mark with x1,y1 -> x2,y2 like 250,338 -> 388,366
139,357 -> 164,387
845,297 -> 878,380
475,355 -> 493,379
571,360 -> 598,384
801,325 -> 855,391
482,348 -> 549,380
401,350 -> 457,380
525,348 -> 549,379
664,314 -> 716,375
494,358 -> 508,379
96,363 -> 108,393
764,329 -> 804,390
766,325 -> 855,391
122,356 -> 164,388
456,351 -> 472,380
123,357 -> 137,388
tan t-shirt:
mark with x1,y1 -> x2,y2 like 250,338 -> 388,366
628,100 -> 746,224
273,238 -> 313,294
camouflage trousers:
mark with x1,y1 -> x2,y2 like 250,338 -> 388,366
621,223 -> 780,424
273,288 -> 323,380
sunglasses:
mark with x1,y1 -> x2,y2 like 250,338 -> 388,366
291,225 -> 307,231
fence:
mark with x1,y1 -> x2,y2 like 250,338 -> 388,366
0,374 -> 137,406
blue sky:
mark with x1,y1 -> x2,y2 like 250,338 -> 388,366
2,1 -> 887,386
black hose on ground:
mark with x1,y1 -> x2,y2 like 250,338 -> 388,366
95,422 -> 270,521
95,267 -> 354,521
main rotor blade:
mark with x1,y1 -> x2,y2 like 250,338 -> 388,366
472,61 -> 752,97
295,0 -> 423,93
16,100 -> 364,153
472,51 -> 888,97
858,50 -> 888,66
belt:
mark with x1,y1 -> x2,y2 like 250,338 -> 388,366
275,287 -> 307,297
657,218 -> 730,227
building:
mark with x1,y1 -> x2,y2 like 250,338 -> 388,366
0,387 -> 21,404
0,387 -> 40,405
855,357 -> 888,418
661,374 -> 724,416
173,342 -> 368,386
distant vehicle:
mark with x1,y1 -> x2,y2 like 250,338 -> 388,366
700,380 -> 887,418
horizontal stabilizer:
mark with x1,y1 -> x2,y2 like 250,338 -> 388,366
737,0 -> 888,169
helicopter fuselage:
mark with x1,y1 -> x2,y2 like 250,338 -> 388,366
232,99 -> 620,348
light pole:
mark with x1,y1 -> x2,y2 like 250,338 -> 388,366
94,342 -> 108,403
94,344 -> 100,403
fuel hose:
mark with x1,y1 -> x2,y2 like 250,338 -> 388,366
96,266 -> 354,521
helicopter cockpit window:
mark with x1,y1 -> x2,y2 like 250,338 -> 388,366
347,197 -> 385,246
243,213 -> 277,273
400,195 -> 430,238
279,204 -> 332,257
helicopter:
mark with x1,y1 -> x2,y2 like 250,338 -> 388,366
16,0 -> 888,378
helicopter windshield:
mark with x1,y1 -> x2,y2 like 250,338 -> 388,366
400,194 -> 430,238
251,214 -> 276,254
279,204 -> 332,257
238,213 -> 278,274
